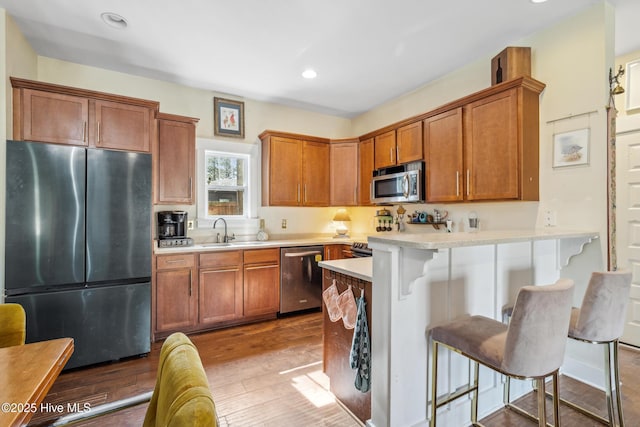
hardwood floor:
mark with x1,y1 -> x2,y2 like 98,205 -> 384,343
27,312 -> 640,426
29,312 -> 360,427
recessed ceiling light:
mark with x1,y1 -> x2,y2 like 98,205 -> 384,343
101,12 -> 128,29
302,69 -> 317,79
530,0 -> 548,3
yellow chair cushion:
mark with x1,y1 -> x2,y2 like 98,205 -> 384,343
0,303 -> 26,347
143,332 -> 217,427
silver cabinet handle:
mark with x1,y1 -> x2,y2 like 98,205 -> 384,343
389,147 -> 393,163
304,184 -> 307,203
166,259 -> 186,264
189,177 -> 193,198
456,171 -> 460,197
97,121 -> 101,144
297,184 -> 300,203
82,121 -> 87,142
466,169 -> 470,196
245,264 -> 278,271
188,270 -> 192,297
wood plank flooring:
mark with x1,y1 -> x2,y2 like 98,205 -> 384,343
27,311 -> 640,426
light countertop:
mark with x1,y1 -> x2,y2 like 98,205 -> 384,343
367,228 -> 599,250
319,257 -> 372,282
154,236 -> 363,254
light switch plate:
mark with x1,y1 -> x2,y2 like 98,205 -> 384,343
187,220 -> 194,230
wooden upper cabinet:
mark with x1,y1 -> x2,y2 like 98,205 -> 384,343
11,77 -> 158,152
464,89 -> 519,201
17,89 -> 89,146
358,138 -> 374,206
263,135 -> 302,206
424,108 -> 464,202
330,140 -> 359,206
93,100 -> 152,152
260,131 -> 330,207
156,113 -> 199,205
396,121 -> 423,164
302,140 -> 330,206
374,130 -> 396,169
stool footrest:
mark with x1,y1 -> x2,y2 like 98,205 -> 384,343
434,383 -> 479,409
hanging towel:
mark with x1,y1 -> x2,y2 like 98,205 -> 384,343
338,286 -> 357,329
350,295 -> 370,393
322,279 -> 342,322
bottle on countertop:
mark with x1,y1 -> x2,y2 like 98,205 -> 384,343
256,218 -> 269,241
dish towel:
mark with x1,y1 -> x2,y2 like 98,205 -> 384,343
322,279 -> 342,322
349,295 -> 371,393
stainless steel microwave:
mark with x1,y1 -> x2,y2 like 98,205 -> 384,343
371,161 -> 424,204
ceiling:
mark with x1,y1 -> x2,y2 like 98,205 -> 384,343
1,0 -> 638,118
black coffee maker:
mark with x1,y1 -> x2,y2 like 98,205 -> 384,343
157,211 -> 188,240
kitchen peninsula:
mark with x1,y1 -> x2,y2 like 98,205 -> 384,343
367,228 -> 600,427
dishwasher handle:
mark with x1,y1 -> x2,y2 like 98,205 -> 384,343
284,251 -> 322,257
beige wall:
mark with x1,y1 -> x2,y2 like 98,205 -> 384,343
347,3 -> 614,264
0,3 -> 620,295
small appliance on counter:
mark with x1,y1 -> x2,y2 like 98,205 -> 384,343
157,210 -> 193,247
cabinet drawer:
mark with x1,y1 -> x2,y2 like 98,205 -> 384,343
156,253 -> 195,270
244,248 -> 279,265
199,250 -> 242,268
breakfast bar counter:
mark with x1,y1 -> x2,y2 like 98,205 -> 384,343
367,228 -> 601,427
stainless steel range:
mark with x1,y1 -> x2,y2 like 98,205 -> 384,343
351,242 -> 372,257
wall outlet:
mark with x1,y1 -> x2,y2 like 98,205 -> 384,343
187,220 -> 194,230
281,219 -> 287,229
544,210 -> 557,227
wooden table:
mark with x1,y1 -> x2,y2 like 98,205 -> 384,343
0,338 -> 74,427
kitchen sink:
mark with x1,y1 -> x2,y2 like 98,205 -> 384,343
199,243 -> 232,247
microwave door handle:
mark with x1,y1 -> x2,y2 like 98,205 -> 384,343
403,173 -> 410,198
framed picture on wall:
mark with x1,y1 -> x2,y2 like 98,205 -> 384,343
214,97 -> 245,138
553,128 -> 590,168
626,59 -> 640,111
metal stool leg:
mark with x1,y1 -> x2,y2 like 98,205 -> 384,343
430,341 -> 437,427
612,341 -> 625,427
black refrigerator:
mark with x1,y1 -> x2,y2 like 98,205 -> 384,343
4,140 -> 152,370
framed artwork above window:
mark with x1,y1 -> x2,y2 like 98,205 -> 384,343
214,97 -> 245,138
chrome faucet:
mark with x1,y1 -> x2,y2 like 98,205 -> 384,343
213,218 -> 235,243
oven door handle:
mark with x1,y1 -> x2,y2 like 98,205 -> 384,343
284,251 -> 321,257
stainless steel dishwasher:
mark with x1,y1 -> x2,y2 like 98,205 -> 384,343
280,246 -> 324,314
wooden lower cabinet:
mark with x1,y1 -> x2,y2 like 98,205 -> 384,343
154,248 -> 280,339
322,272 -> 372,423
243,249 -> 280,317
155,254 -> 197,333
199,267 -> 243,324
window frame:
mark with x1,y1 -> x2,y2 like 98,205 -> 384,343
196,137 -> 259,228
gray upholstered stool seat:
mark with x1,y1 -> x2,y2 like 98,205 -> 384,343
430,279 -> 575,427
563,271 -> 632,426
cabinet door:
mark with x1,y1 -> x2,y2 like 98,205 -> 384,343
396,121 -> 423,164
464,89 -> 519,200
302,140 -> 330,206
424,108 -> 464,202
199,267 -> 243,324
330,142 -> 358,206
156,268 -> 196,332
374,130 -> 396,169
268,136 -> 302,205
244,263 -> 280,316
358,138 -> 374,205
157,119 -> 195,204
93,100 -> 152,152
21,89 -> 89,146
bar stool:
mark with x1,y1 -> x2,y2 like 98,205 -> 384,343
0,303 -> 26,347
430,279 -> 574,427
561,270 -> 632,426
